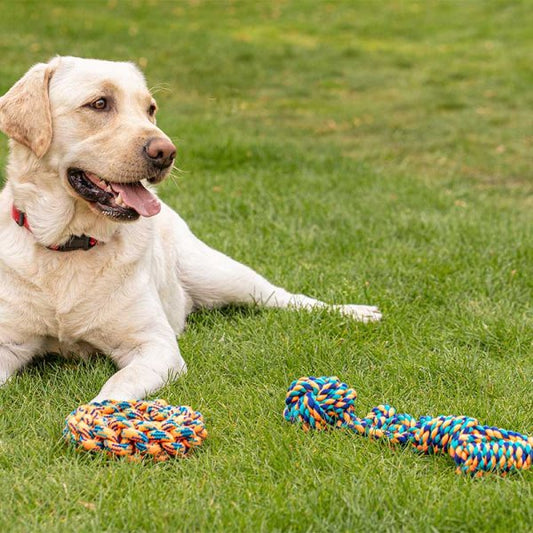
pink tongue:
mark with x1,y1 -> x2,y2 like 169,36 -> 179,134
110,182 -> 161,217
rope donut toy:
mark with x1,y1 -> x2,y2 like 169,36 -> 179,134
284,376 -> 533,477
63,399 -> 207,461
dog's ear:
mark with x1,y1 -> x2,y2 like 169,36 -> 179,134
0,62 -> 56,158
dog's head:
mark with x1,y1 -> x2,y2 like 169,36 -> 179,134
0,56 -> 176,222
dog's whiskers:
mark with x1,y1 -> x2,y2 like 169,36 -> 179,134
149,84 -> 172,95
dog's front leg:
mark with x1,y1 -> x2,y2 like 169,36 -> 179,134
0,337 -> 43,386
91,336 -> 186,402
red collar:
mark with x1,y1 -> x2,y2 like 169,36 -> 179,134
11,205 -> 99,252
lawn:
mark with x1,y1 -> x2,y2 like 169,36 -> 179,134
0,0 -> 532,531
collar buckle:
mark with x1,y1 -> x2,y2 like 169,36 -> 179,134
56,235 -> 97,252
16,211 -> 25,227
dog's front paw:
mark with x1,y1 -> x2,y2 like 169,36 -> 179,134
333,304 -> 382,323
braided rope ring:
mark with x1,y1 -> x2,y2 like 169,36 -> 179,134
64,399 -> 207,461
284,376 -> 533,477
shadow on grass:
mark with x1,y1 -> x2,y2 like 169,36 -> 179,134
185,304 -> 265,328
21,352 -> 115,380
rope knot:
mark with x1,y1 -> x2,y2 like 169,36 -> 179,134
283,376 -> 357,430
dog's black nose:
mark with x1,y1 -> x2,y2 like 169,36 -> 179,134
143,137 -> 176,169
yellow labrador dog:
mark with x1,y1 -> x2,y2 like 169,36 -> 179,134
0,56 -> 381,401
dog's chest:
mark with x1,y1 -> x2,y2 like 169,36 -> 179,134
25,263 -> 124,344
7,252 -> 141,342
11,248 -> 189,344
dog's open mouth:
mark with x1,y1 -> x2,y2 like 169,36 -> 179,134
67,169 -> 161,221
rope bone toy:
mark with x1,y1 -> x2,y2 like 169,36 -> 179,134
284,376 -> 532,477
64,399 -> 207,461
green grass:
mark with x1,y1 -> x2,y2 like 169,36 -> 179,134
0,0 -> 532,531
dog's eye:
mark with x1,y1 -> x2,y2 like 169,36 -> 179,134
148,104 -> 157,117
90,98 -> 108,111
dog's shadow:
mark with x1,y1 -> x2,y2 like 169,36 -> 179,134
16,352 -> 113,400
185,304 -> 264,329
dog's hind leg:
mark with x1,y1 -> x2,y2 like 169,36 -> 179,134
176,227 -> 381,322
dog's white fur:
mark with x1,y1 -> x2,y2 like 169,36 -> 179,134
0,56 -> 381,401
